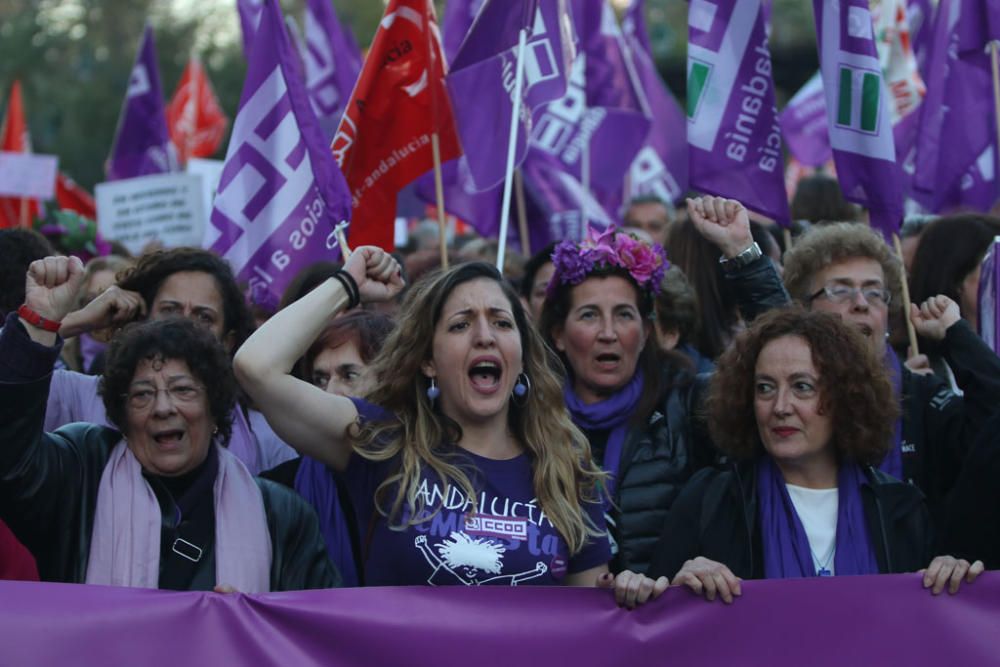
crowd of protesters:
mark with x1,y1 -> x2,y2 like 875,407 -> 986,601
2,184 -> 998,606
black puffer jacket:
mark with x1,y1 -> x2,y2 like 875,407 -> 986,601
0,322 -> 338,591
599,256 -> 789,573
647,461 -> 933,580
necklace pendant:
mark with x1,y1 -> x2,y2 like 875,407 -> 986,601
817,567 -> 832,577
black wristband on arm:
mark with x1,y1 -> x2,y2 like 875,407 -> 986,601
332,270 -> 360,310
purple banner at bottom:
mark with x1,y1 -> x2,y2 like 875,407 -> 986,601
1,574 -> 998,666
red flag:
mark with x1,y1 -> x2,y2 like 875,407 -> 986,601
55,172 -> 97,220
331,0 -> 461,251
0,80 -> 40,229
166,58 -> 229,165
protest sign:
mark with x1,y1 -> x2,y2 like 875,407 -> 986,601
95,172 -> 204,254
0,151 -> 58,199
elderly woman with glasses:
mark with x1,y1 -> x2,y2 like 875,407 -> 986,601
690,198 -> 1000,531
0,256 -> 338,591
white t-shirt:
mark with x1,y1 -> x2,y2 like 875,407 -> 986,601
786,484 -> 839,576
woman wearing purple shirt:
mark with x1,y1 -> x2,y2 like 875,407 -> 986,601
236,248 -> 668,607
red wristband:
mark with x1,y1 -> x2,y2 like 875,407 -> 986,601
17,304 -> 62,333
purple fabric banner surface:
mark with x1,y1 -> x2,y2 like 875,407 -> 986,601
299,0 -> 363,142
209,0 -> 352,307
522,0 -> 649,192
446,0 -> 576,191
686,0 -> 790,223
911,0 -> 998,213
621,0 -> 687,205
106,25 -> 177,181
237,0 -> 264,58
3,575 -> 999,666
780,71 -> 832,167
442,0 -> 487,64
521,149 -> 615,248
813,0 -> 904,236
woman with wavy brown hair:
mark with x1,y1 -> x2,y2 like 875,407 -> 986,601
236,247 -> 667,605
647,308 -> 982,602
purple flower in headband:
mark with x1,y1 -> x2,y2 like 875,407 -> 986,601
549,240 -> 593,294
549,225 -> 669,297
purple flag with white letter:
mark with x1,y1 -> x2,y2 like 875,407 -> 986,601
446,0 -> 576,192
106,25 -> 177,181
299,0 -> 362,142
911,0 -> 998,213
813,0 -> 904,236
621,0 -> 687,204
526,0 -> 649,192
779,72 -> 832,167
442,0 -> 487,63
686,0 -> 789,223
209,0 -> 351,307
521,149 -> 614,248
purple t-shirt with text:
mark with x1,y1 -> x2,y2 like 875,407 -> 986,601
346,399 -> 611,587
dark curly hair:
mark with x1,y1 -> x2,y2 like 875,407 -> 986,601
116,248 -> 253,350
0,228 -> 55,318
100,318 -> 237,445
708,307 -> 898,465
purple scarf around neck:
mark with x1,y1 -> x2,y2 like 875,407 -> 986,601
757,457 -> 879,579
295,456 -> 359,587
881,347 -> 904,480
563,371 -> 645,508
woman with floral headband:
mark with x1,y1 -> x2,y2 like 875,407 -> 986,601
539,197 -> 788,574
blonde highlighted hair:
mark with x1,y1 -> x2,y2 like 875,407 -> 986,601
354,262 -> 605,554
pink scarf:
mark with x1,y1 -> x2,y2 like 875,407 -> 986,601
85,441 -> 272,592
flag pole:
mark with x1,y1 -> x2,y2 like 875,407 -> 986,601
783,227 -> 792,256
514,168 -> 531,257
496,27 -> 529,273
892,232 -> 920,357
431,132 -> 450,269
990,42 -> 1000,200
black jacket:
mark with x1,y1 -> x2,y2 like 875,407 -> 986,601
647,461 -> 933,580
896,320 -> 1000,523
600,256 -> 789,574
0,325 -> 338,591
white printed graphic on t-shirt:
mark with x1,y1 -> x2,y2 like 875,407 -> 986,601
416,533 -> 548,586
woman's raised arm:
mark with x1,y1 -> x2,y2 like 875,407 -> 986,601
234,247 -> 403,471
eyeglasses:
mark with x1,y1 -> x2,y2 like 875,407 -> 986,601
124,383 -> 204,410
809,284 -> 892,307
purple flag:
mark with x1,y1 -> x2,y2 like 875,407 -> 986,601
525,0 -> 649,193
621,0 -> 652,58
442,0 -> 487,63
237,0 -> 264,58
4,575 -> 1000,666
298,0 -> 363,142
208,0 -> 352,307
414,157 -> 503,243
911,0 -> 998,213
686,0 -> 789,223
621,0 -> 687,204
520,149 -> 614,249
780,72 -> 832,167
813,0 -> 904,236
907,0 -> 934,73
106,25 -> 177,181
979,237 -> 1000,354
446,0 -> 576,191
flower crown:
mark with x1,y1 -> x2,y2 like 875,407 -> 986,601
548,225 -> 669,298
